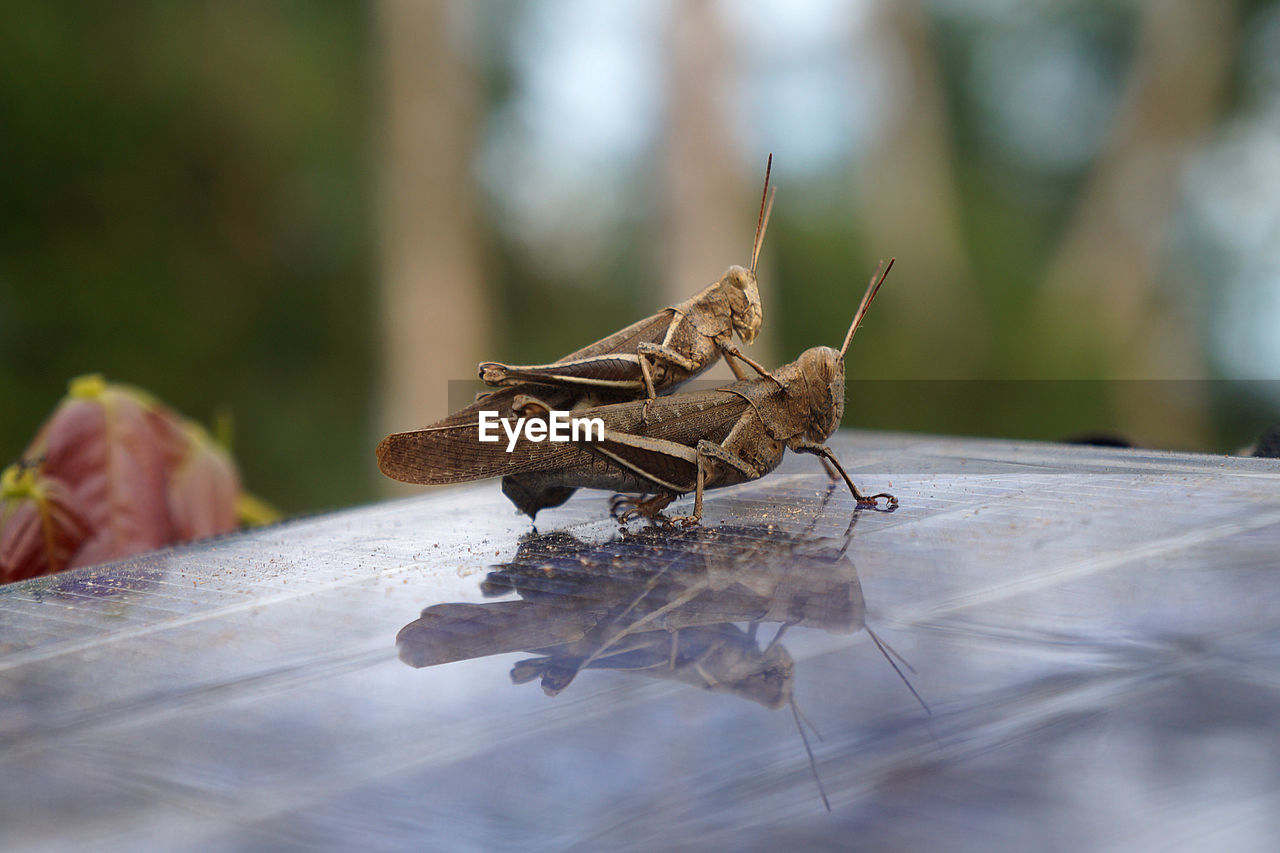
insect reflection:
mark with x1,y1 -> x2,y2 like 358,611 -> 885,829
397,514 -> 924,810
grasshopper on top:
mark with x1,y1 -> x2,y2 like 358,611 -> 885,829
477,155 -> 778,408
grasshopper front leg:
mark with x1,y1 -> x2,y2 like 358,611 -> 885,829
719,342 -> 783,389
791,439 -> 897,510
632,341 -> 778,422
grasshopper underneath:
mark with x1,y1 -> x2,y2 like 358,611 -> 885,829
376,261 -> 898,524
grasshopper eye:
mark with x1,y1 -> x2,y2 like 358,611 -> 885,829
723,265 -> 751,291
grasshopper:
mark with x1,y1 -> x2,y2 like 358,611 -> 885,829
381,158 -> 778,517
477,155 -> 778,410
376,260 -> 898,524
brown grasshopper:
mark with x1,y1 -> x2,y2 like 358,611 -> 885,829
376,260 -> 898,524
477,155 -> 778,410
381,158 -> 778,518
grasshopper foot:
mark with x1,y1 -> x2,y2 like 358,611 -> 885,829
609,493 -> 636,519
856,492 -> 898,512
610,493 -> 675,524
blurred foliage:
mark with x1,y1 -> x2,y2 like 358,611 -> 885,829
0,1 -> 374,513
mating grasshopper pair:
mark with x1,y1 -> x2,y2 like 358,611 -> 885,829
376,158 -> 897,524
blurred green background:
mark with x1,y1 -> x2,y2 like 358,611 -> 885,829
3,0 -> 1278,514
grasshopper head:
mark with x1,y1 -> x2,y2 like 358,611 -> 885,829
795,345 -> 846,442
792,258 -> 893,443
722,264 -> 763,345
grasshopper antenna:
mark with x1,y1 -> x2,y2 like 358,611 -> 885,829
865,623 -> 931,715
750,154 -> 775,274
840,257 -> 895,359
791,697 -> 831,812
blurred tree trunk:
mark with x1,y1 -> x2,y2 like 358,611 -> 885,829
661,0 -> 775,380
854,0 -> 982,378
376,0 -> 488,478
1039,0 -> 1236,449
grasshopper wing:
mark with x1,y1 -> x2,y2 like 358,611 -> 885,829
561,309 -> 678,362
377,387 -> 751,490
376,417 -> 594,485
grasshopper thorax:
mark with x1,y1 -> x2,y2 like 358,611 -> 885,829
720,264 -> 763,345
794,345 -> 846,442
